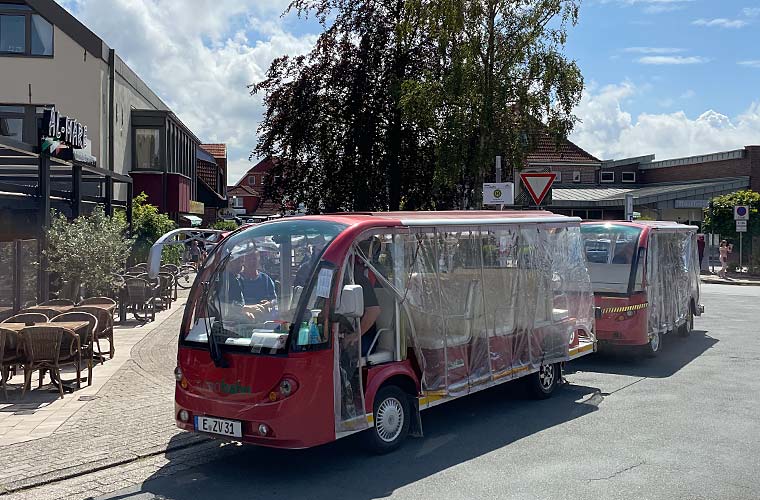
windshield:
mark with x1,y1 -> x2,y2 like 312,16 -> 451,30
581,224 -> 642,294
184,219 -> 346,354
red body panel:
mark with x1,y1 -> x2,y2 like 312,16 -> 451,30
594,294 -> 649,346
364,361 -> 420,414
175,347 -> 335,448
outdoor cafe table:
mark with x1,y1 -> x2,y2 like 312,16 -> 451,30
22,305 -> 75,316
3,321 -> 90,391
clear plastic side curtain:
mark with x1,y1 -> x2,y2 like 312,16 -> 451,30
646,229 -> 697,335
399,224 -> 594,396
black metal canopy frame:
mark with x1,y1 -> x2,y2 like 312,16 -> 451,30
0,136 -> 133,300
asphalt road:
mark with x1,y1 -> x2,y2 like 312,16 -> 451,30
96,283 -> 759,500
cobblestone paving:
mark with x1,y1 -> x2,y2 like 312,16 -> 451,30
0,301 -> 212,496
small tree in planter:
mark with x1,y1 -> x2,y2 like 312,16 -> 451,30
128,192 -> 182,266
46,206 -> 134,298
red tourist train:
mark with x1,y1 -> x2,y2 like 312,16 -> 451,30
581,221 -> 703,356
150,211 -> 596,452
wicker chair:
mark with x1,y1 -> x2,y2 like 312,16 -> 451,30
79,297 -> 116,307
41,299 -> 76,306
160,265 -> 179,299
19,326 -> 81,399
155,273 -> 175,310
71,306 -> 114,362
2,313 -> 49,324
0,327 -> 19,400
51,312 -> 97,385
125,278 -> 157,322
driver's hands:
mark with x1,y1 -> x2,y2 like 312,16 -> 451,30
243,304 -> 267,320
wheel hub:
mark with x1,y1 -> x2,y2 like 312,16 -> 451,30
539,364 -> 555,390
376,397 -> 404,443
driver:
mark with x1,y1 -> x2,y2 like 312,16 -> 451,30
238,248 -> 277,320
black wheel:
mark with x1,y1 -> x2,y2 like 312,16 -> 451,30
176,265 -> 197,289
643,330 -> 662,357
678,308 -> 694,337
364,385 -> 410,454
527,362 -> 559,399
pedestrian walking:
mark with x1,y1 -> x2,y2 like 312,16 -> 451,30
718,240 -> 732,278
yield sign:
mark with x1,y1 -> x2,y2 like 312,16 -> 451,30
520,173 -> 556,206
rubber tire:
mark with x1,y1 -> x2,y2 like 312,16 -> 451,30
643,331 -> 662,357
527,363 -> 559,400
678,308 -> 694,337
176,266 -> 197,289
363,385 -> 410,454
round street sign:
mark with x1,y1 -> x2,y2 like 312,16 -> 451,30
493,189 -> 502,198
734,205 -> 749,220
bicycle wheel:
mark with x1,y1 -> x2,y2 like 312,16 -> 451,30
176,265 -> 197,289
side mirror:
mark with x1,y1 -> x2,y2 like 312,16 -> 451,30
335,284 -> 364,318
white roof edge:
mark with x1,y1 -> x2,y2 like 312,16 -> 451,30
400,216 -> 582,226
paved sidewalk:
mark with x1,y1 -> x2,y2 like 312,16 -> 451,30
0,293 -> 211,495
700,273 -> 760,286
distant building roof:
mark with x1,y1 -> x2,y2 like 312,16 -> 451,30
527,134 -> 602,165
552,177 -> 750,207
200,144 -> 227,158
228,185 -> 260,197
196,147 -> 217,164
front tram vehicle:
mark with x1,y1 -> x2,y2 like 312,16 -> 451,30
151,211 -> 596,453
581,221 -> 703,356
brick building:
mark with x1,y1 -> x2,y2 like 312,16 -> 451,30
227,157 -> 281,219
544,144 -> 760,225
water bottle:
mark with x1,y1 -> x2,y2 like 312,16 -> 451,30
309,309 -> 321,344
298,321 -> 310,346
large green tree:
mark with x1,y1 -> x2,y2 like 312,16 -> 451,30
253,0 -> 583,211
703,190 -> 760,238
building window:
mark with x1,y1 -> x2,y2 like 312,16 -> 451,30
0,5 -> 53,56
553,171 -> 562,183
231,197 -> 244,208
0,14 -> 24,53
248,176 -> 256,186
30,15 -> 52,55
572,171 -> 581,183
135,128 -> 161,170
600,171 -> 615,183
0,104 -> 24,140
622,171 -> 636,183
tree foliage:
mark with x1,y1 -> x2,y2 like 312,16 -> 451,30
253,0 -> 583,211
129,192 -> 181,265
703,190 -> 760,240
46,206 -> 133,297
211,220 -> 239,231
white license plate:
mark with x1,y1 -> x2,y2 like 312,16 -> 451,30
194,416 -> 242,438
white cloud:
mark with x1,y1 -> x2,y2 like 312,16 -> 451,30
624,47 -> 684,54
571,82 -> 760,161
643,4 -> 684,13
637,55 -> 708,64
693,18 -> 748,28
60,0 -> 318,185
739,60 -> 760,68
743,7 -> 760,17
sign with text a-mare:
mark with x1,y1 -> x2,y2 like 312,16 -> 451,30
520,173 -> 556,206
39,107 -> 88,160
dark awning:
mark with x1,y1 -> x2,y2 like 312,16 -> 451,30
196,147 -> 217,165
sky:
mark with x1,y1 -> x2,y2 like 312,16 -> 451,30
59,0 -> 760,184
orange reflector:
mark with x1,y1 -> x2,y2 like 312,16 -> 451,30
268,392 -> 278,402
180,378 -> 188,389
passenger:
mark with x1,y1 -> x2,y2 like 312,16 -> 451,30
238,248 -> 277,319
354,239 -> 382,357
355,260 -> 381,357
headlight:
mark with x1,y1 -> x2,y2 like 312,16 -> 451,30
174,366 -> 183,382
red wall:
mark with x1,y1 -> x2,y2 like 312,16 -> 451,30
167,174 -> 191,213
131,172 -> 165,212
